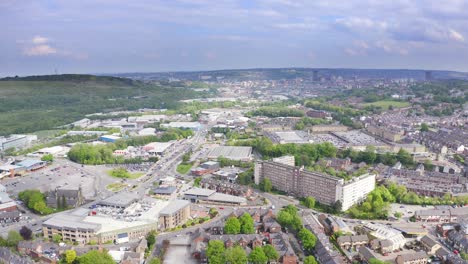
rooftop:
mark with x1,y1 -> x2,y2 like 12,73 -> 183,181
184,188 -> 216,197
97,192 -> 140,208
208,146 -> 252,160
159,200 -> 190,216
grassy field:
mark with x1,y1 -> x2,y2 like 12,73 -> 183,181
106,182 -> 128,192
107,169 -> 145,179
176,163 -> 193,174
363,100 -> 410,110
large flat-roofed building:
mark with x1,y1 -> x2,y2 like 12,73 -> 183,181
207,146 -> 252,161
256,160 -> 342,206
97,192 -> 140,209
255,157 -> 375,210
183,187 -> 247,205
158,200 -> 191,230
161,122 -> 201,130
43,197 -> 166,244
42,214 -> 101,244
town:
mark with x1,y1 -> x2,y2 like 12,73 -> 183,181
0,67 -> 466,264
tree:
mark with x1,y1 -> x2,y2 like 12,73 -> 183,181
41,154 -> 54,162
209,207 -> 218,218
7,230 -> 23,246
304,256 -> 318,264
248,246 -> 268,264
262,244 -> 279,261
369,258 -> 390,264
298,228 -> 317,251
224,217 -> 241,234
52,234 -> 62,243
420,123 -> 429,132
148,258 -> 161,264
224,245 -> 247,264
239,212 -> 255,234
303,197 -> 316,209
78,250 -> 114,264
206,240 -> 225,264
260,178 -> 272,192
19,226 -> 32,240
65,250 -> 77,264
147,232 -> 156,248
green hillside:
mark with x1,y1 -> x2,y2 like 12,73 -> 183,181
0,74 -> 200,136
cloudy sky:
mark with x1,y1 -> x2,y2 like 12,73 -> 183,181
2,0 -> 468,76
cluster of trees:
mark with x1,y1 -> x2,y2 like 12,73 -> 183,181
18,189 -> 55,215
41,154 -> 54,162
206,240 -> 279,264
276,205 -> 317,252
348,183 -> 468,219
0,230 -> 27,248
304,100 -> 363,128
232,137 -> 337,167
294,117 -> 329,130
340,147 -> 414,167
247,107 -> 305,118
224,213 -> 255,234
217,157 -> 254,168
60,249 -> 114,264
258,178 -> 272,193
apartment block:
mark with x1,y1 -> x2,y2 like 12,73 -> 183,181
255,157 -> 375,210
158,200 -> 191,230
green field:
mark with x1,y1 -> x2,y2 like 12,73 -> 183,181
107,168 -> 144,179
176,163 -> 193,174
363,100 -> 410,110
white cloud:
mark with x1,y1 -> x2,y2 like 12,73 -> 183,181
449,29 -> 464,42
23,44 -> 57,56
32,36 -> 49,44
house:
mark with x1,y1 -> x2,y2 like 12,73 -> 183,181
337,235 -> 369,250
358,246 -> 378,263
420,235 -> 441,255
395,251 -> 428,264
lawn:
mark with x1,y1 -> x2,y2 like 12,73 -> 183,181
176,163 -> 193,174
107,168 -> 145,179
106,182 -> 128,192
363,100 -> 410,110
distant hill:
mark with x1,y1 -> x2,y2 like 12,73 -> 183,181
110,68 -> 468,81
0,74 -> 200,136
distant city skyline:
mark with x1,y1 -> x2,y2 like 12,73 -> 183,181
2,0 -> 468,76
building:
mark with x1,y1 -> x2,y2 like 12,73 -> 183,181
158,200 -> 191,230
46,186 -> 85,209
191,161 -> 220,176
143,141 -> 175,156
255,157 -> 375,210
340,174 -> 376,211
364,223 -> 406,251
366,123 -> 404,142
152,186 -> 177,198
0,135 -> 33,151
415,207 -> 468,223
420,235 -> 441,255
16,159 -> 47,171
310,125 -> 348,133
99,135 -> 122,143
183,187 -> 247,205
207,146 -> 252,161
337,235 -> 369,250
0,164 -> 21,178
161,122 -> 201,131
395,251 -> 428,264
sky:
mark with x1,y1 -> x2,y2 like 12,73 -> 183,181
2,0 -> 468,76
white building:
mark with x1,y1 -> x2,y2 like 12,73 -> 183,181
339,174 -> 376,211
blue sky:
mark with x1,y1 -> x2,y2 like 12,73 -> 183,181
1,0 -> 468,76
